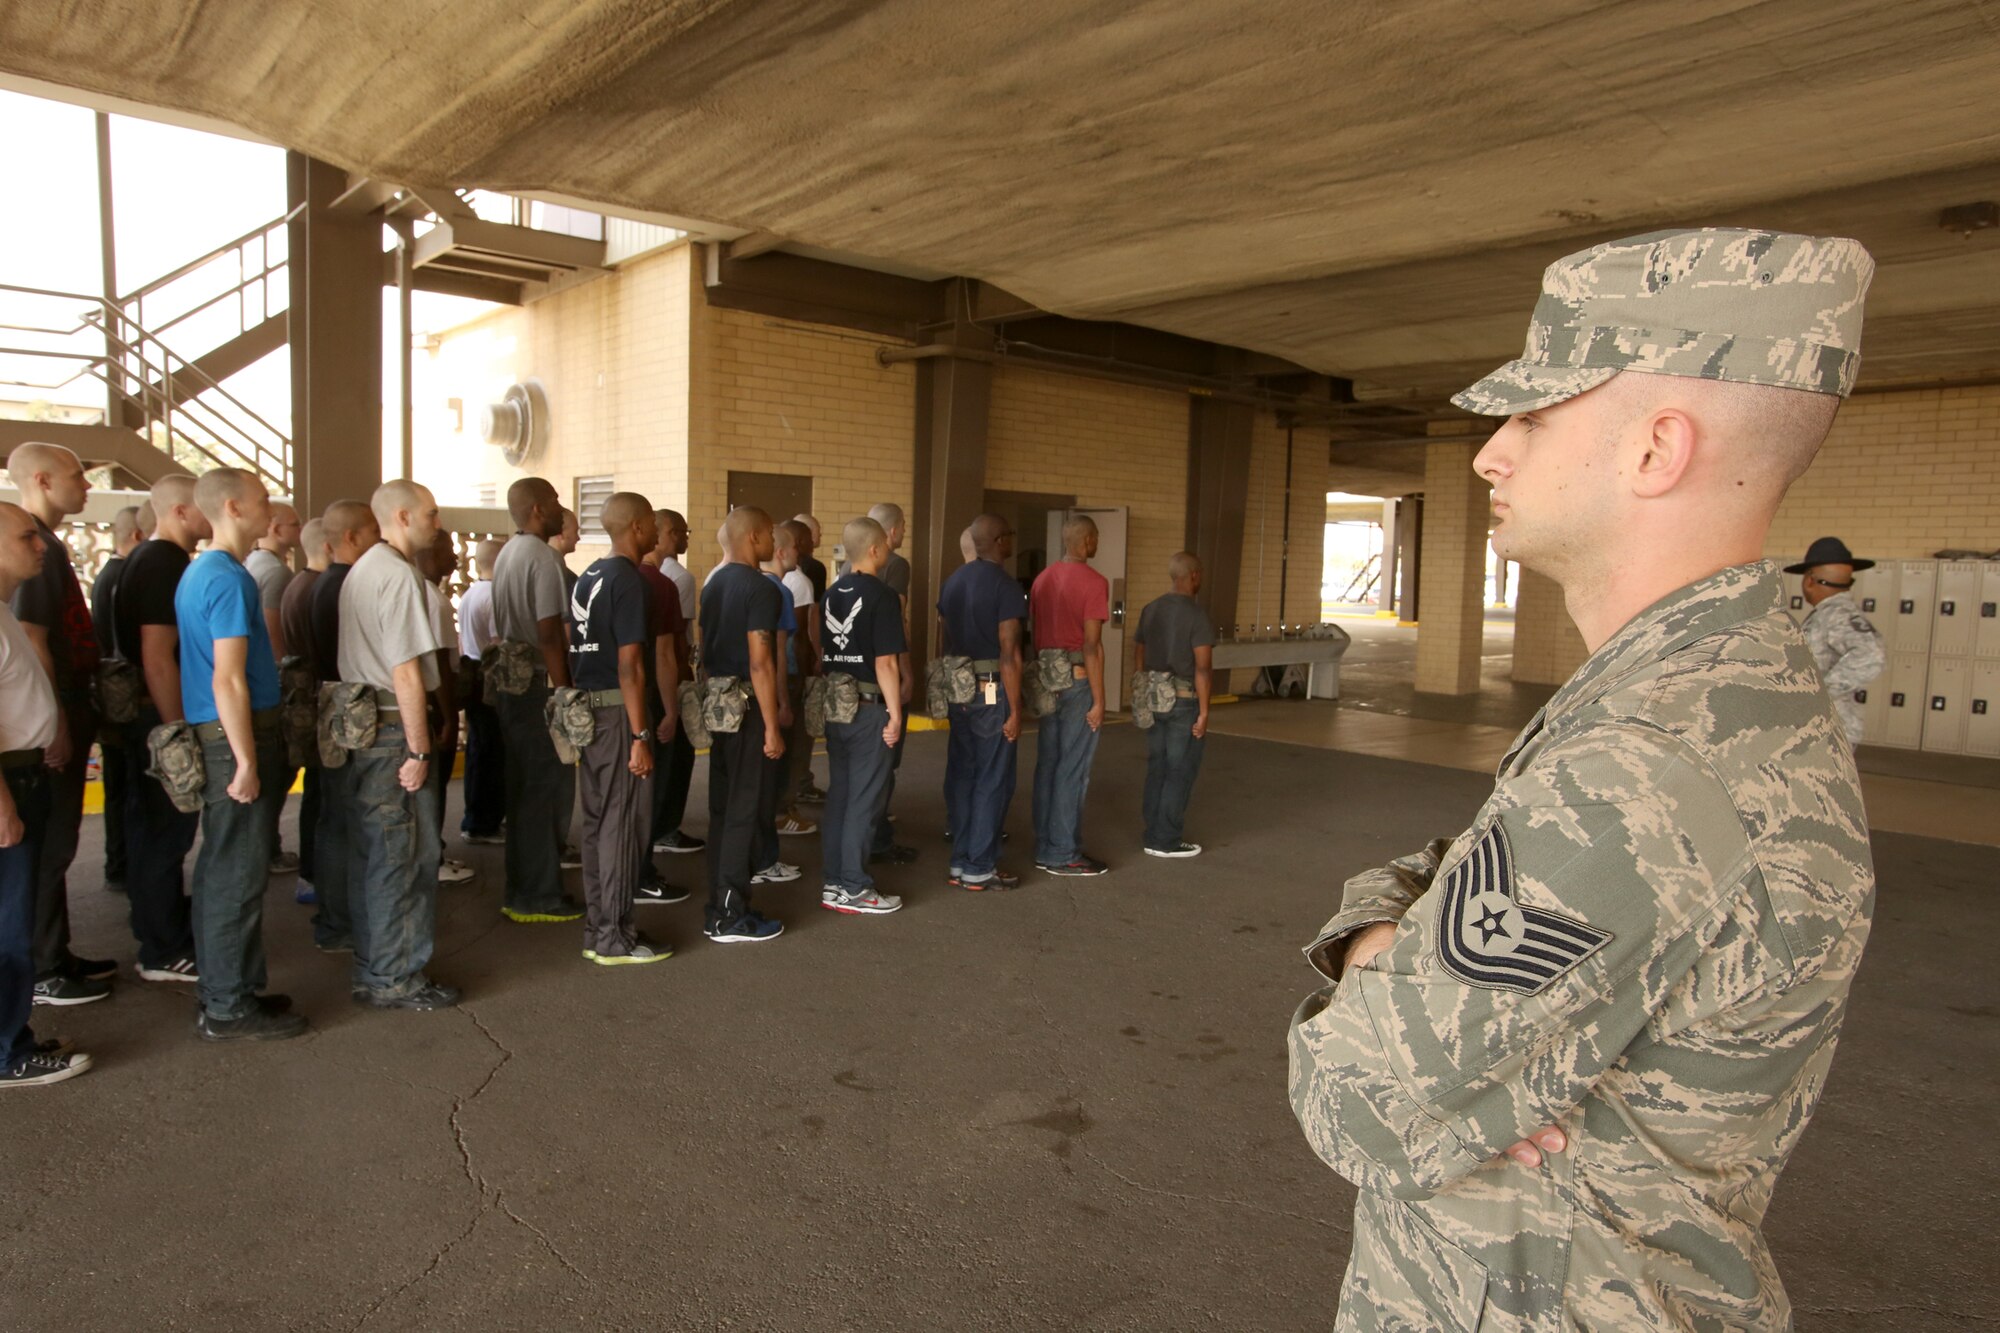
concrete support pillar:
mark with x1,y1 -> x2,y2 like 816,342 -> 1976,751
1378,497 -> 1398,615
1413,440 -> 1491,695
287,153 -> 383,512
1185,397 -> 1253,634
907,295 -> 993,674
1397,495 -> 1423,624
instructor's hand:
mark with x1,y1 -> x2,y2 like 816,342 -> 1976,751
1497,1125 -> 1568,1169
1341,921 -> 1397,973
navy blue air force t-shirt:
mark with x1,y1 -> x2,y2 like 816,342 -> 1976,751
568,554 -> 652,691
937,559 -> 1027,660
821,571 -> 906,687
700,562 -> 782,679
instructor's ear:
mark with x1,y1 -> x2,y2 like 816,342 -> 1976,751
1630,407 -> 1697,500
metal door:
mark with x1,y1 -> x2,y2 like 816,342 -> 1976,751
1965,661 -> 2000,758
1931,562 -> 1980,658
1920,655 -> 1969,754
1891,560 -> 1936,655
1046,506 -> 1128,712
1850,564 -> 1893,636
1976,564 -> 2000,661
1879,651 -> 1930,749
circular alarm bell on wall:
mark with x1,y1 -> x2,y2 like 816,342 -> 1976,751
478,379 -> 550,467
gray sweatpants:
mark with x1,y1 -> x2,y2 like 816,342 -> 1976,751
577,704 -> 651,956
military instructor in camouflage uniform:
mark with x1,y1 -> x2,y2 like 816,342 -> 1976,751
1789,536 -> 1886,748
1290,229 -> 1878,1331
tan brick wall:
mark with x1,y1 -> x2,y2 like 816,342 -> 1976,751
685,265 -> 917,581
1414,440 -> 1491,694
987,364 -> 1189,683
1767,385 -> 2000,561
1236,414 -> 1332,637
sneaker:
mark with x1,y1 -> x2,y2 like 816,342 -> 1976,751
437,858 -> 475,885
703,914 -> 785,944
0,1050 -> 94,1088
947,869 -> 1021,891
634,877 -> 690,906
32,973 -> 109,1006
315,937 -> 355,954
267,851 -> 300,875
295,883 -> 318,905
197,1007 -> 309,1042
794,784 -> 828,804
751,861 -> 801,885
33,1036 -> 76,1058
653,830 -> 706,854
582,940 -> 673,966
462,831 -> 505,845
822,887 -> 903,915
776,814 -> 818,837
560,845 -> 583,869
64,954 -> 118,982
136,955 -> 200,983
352,979 -> 461,1011
502,898 -> 585,924
1039,857 -> 1109,877
869,843 -> 918,866
1144,842 -> 1203,859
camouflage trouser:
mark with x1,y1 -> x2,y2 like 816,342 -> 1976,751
347,721 -> 441,997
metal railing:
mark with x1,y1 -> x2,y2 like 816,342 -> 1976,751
0,281 -> 292,493
118,207 -> 300,366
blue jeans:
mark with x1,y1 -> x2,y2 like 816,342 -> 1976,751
192,724 -> 287,1019
122,711 -> 197,968
1,764 -> 51,1072
822,703 -> 895,893
1142,699 -> 1205,850
1032,682 -> 1099,865
946,688 -> 1016,879
348,722 -> 441,996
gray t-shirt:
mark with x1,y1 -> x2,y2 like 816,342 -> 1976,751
244,547 -> 292,613
1134,592 -> 1215,681
338,542 -> 441,692
882,551 -> 910,600
492,532 -> 567,646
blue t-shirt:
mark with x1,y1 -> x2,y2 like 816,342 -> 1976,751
175,548 -> 280,724
937,559 -> 1028,660
765,571 -> 799,675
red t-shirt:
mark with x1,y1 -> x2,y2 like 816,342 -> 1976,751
1029,560 -> 1110,651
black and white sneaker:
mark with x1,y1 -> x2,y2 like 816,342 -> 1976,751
634,876 -> 690,906
1143,843 -> 1203,859
653,830 -> 706,855
136,955 -> 199,984
751,861 -> 801,885
352,979 -> 461,1011
1039,857 -> 1109,877
559,845 -> 583,869
0,1050 -> 94,1088
197,1007 -> 309,1042
703,914 -> 785,944
32,973 -> 109,1006
65,954 -> 118,982
869,843 -> 918,866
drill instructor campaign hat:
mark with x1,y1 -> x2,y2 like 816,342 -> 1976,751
1454,228 -> 1875,416
1784,536 -> 1876,575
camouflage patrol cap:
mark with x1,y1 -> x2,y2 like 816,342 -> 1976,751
1453,228 -> 1874,416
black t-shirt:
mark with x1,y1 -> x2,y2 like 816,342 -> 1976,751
699,562 -> 781,679
90,554 -> 125,658
310,562 -> 352,683
821,572 -> 906,687
112,538 -> 190,671
13,517 -> 99,690
568,555 -> 651,691
937,558 -> 1028,660
798,553 -> 828,606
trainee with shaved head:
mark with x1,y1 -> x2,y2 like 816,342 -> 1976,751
861,500 -> 916,865
1290,228 -> 1881,1329
278,514 -> 335,895
4,441 -> 106,1004
90,505 -> 150,891
937,512 -> 1026,888
246,495 -> 302,662
1132,552 -> 1215,859
454,535 -> 508,846
771,519 -> 822,830
1027,511 -> 1110,876
304,497 -> 381,951
642,506 -> 702,856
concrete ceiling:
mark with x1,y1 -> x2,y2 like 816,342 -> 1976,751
6,0 -> 1999,401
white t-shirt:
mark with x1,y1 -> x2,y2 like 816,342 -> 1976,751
0,607 -> 58,752
658,555 -> 698,620
426,582 -> 460,655
782,568 -> 815,610
459,579 -> 495,659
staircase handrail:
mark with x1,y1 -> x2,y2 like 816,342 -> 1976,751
119,204 -> 304,348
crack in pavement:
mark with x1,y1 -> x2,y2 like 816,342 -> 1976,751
1026,884 -> 1340,1233
348,1006 -> 594,1331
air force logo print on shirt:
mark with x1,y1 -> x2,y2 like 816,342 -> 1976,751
1434,822 -> 1610,996
825,596 -> 862,654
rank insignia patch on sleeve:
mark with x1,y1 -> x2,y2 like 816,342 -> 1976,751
1435,822 -> 1611,996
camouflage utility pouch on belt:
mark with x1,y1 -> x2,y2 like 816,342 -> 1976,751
678,679 -> 710,749
1130,670 -> 1181,729
279,656 -> 318,767
481,640 -> 537,697
544,686 -> 594,764
703,676 -> 750,735
94,657 -> 144,725
145,721 -> 206,814
1029,648 -> 1080,716
823,672 -> 862,728
316,681 -> 380,769
925,655 -> 976,719
804,676 -> 830,738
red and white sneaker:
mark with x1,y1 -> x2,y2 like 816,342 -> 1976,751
821,887 -> 903,915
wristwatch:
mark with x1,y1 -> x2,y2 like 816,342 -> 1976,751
630,729 -> 649,742
407,751 -> 432,763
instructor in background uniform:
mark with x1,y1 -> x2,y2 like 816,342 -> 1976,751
1789,536 -> 1885,748
1132,552 -> 1215,859
1289,229 -> 1878,1331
